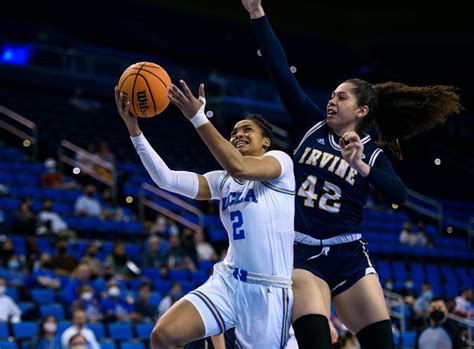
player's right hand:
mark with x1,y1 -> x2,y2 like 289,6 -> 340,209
115,86 -> 140,136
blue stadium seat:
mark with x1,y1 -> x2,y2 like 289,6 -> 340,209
99,342 -> 116,349
0,340 -> 17,349
143,268 -> 162,280
169,269 -> 189,282
198,260 -> 215,274
12,322 -> 39,339
191,270 -> 209,285
6,288 -> 19,302
401,331 -> 417,348
87,323 -> 106,340
153,280 -> 172,294
57,321 -> 72,337
31,288 -> 55,304
135,323 -> 154,340
17,302 -> 34,314
128,278 -> 145,291
148,292 -> 162,307
108,322 -> 133,340
40,303 -> 65,320
121,342 -> 146,349
0,323 -> 9,338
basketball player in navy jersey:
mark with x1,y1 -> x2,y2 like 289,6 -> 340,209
241,1 -> 463,348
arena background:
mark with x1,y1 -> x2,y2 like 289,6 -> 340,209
0,0 -> 473,348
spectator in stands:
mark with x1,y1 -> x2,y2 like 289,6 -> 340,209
37,199 -> 74,239
74,184 -> 102,218
5,255 -> 27,289
40,158 -> 77,190
50,239 -> 78,276
142,235 -> 166,269
399,221 -> 417,246
80,243 -> 102,278
104,241 -> 130,278
454,288 -> 473,318
72,284 -> 104,323
414,283 -> 434,326
61,309 -> 100,349
134,282 -> 158,322
32,253 -> 61,290
29,315 -> 61,349
0,238 -> 15,268
164,235 -> 196,272
0,276 -> 21,322
180,227 -> 198,262
398,276 -> 418,305
193,230 -> 218,261
415,297 -> 466,349
100,280 -> 138,322
158,282 -> 184,318
14,197 -> 37,235
67,334 -> 88,349
414,220 -> 429,247
100,188 -> 129,222
95,141 -> 115,164
63,262 -> 101,304
382,278 -> 395,292
149,213 -> 166,235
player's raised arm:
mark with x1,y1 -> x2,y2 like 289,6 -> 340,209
168,80 -> 283,181
114,86 -> 211,200
242,0 -> 325,132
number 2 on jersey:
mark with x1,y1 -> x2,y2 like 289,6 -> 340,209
297,175 -> 341,213
230,210 -> 245,240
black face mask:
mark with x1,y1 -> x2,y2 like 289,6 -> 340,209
58,247 -> 67,254
430,310 -> 445,322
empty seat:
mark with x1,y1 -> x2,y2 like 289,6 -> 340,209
108,322 -> 133,340
12,322 -> 39,339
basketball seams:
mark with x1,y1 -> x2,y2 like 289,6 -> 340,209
130,62 -> 147,117
138,74 -> 157,117
118,73 -> 136,91
138,68 -> 170,89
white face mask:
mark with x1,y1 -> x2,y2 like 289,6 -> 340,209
108,286 -> 120,297
43,322 -> 57,333
71,345 -> 87,349
81,292 -> 93,301
0,286 -> 6,295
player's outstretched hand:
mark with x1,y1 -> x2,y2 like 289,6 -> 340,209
115,86 -> 140,136
167,80 -> 205,120
241,0 -> 265,18
339,131 -> 364,168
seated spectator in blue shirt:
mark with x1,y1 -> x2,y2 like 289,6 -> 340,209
32,253 -> 61,290
134,282 -> 158,322
5,255 -> 27,289
74,185 -> 102,218
100,280 -> 139,322
63,263 -> 94,304
29,315 -> 61,349
142,236 -> 166,269
71,284 -> 104,323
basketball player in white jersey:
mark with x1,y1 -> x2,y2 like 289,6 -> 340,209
115,81 -> 295,348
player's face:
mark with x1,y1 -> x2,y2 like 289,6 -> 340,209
230,120 -> 269,156
326,82 -> 368,133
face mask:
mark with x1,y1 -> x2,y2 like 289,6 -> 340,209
108,286 -> 120,297
86,192 -> 94,197
58,247 -> 67,254
385,283 -> 393,290
423,290 -> 433,299
43,322 -> 57,333
0,286 -> 6,295
8,260 -> 20,270
170,291 -> 183,300
405,282 -> 414,289
430,310 -> 445,322
81,292 -> 93,301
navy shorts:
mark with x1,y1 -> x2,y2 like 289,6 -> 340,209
293,238 -> 377,296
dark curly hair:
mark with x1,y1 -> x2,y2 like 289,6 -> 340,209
345,78 -> 463,159
245,114 -> 274,151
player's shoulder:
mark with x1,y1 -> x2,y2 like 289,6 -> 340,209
264,150 -> 294,169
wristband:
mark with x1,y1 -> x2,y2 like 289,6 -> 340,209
190,96 -> 210,128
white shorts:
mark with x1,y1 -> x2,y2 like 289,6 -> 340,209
183,264 -> 293,348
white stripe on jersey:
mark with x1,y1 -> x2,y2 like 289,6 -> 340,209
293,120 -> 327,155
368,148 -> 383,167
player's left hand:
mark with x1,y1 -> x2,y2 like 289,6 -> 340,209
167,80 -> 206,120
339,131 -> 365,169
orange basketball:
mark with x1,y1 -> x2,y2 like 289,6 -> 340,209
117,62 -> 172,118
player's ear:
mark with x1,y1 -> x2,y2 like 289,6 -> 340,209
263,137 -> 271,149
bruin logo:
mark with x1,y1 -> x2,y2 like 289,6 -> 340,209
137,91 -> 148,114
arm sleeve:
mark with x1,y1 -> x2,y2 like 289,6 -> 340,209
366,150 -> 407,204
203,170 -> 227,200
131,133 -> 199,199
251,15 -> 325,136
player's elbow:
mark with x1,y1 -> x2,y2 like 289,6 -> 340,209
393,185 -> 408,205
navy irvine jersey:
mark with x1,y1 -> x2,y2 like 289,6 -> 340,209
293,120 -> 391,239
252,15 -> 407,240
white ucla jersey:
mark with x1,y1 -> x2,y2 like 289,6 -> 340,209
204,150 -> 296,278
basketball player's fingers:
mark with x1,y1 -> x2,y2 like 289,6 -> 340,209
114,86 -> 120,104
339,137 -> 346,149
167,86 -> 185,106
342,131 -> 360,143
169,84 -> 187,101
199,83 -> 205,99
124,100 -> 131,116
179,80 -> 195,100
167,92 -> 184,109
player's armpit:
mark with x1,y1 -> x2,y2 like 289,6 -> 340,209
195,175 -> 212,200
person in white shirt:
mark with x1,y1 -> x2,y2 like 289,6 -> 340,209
74,185 -> 102,218
115,80 -> 295,349
193,231 -> 218,261
60,309 -> 99,349
0,277 -> 21,322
